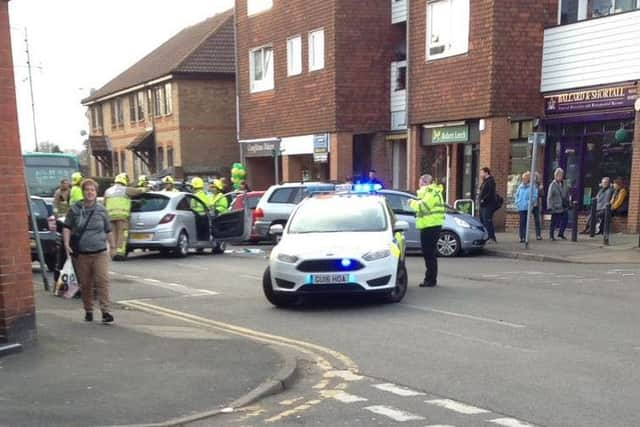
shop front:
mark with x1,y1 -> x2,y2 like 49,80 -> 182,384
280,134 -> 330,183
421,121 -> 480,207
240,138 -> 280,190
542,83 -> 638,231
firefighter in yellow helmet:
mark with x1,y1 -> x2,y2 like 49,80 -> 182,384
104,173 -> 149,260
69,172 -> 84,205
409,174 -> 445,288
190,177 -> 213,214
210,179 -> 229,214
137,175 -> 151,189
161,175 -> 178,192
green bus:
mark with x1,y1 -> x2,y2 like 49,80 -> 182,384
23,152 -> 80,197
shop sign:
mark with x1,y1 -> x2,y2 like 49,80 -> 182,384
243,140 -> 280,158
432,125 -> 469,144
545,85 -> 638,115
313,133 -> 329,163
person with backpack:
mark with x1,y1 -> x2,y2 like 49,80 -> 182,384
547,167 -> 570,241
479,167 -> 499,243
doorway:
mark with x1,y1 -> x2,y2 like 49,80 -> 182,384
392,139 -> 407,189
459,143 -> 479,201
353,134 -> 373,182
559,140 -> 583,205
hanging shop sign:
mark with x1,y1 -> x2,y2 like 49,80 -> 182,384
545,85 -> 638,115
242,140 -> 280,158
431,125 -> 469,144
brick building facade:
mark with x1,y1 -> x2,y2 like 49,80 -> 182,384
1,0 -> 37,350
82,10 -> 238,184
235,0 -> 405,190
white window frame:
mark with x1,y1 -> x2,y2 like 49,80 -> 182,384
308,28 -> 325,71
249,45 -> 275,93
247,0 -> 273,16
287,35 -> 302,76
426,0 -> 470,61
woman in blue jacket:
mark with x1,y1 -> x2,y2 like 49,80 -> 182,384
515,172 -> 540,243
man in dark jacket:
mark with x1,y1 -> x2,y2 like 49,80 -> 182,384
478,167 -> 497,242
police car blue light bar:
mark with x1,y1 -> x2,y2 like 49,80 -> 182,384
335,183 -> 382,193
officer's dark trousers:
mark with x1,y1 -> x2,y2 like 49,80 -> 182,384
420,226 -> 442,286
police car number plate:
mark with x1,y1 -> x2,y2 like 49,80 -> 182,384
312,274 -> 349,284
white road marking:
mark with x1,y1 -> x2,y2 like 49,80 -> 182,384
425,399 -> 490,415
324,370 -> 363,381
373,383 -> 425,397
321,390 -> 368,403
364,405 -> 425,422
489,417 -> 536,427
434,329 -> 535,353
175,263 -> 209,271
112,272 -> 218,297
403,305 -> 526,329
124,274 -> 138,279
425,425 -> 457,427
143,278 -> 161,283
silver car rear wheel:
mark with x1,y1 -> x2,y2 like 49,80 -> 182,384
437,230 -> 460,257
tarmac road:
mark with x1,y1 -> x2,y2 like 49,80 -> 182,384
108,248 -> 640,427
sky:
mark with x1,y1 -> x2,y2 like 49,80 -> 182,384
9,0 -> 234,153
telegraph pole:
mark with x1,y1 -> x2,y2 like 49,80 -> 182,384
24,28 -> 39,152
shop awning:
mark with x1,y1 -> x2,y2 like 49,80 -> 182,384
89,135 -> 111,153
127,130 -> 155,151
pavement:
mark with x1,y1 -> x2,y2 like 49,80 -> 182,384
484,231 -> 640,264
0,285 -> 291,427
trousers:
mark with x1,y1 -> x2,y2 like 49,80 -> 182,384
480,207 -> 496,240
420,226 -> 441,286
550,211 -> 568,238
75,251 -> 111,312
111,219 -> 129,256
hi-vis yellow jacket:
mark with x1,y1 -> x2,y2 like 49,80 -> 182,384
410,183 -> 446,229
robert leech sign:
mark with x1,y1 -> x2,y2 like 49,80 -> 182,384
545,85 -> 638,115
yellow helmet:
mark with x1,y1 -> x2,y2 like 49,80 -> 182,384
114,173 -> 129,185
71,172 -> 83,185
212,179 -> 225,191
137,175 -> 149,186
162,175 -> 175,185
191,177 -> 204,190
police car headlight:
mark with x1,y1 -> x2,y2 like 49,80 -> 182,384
454,217 -> 472,229
362,249 -> 391,261
277,253 -> 299,264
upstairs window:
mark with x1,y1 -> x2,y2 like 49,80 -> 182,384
394,64 -> 407,91
164,83 -> 173,115
137,91 -> 145,121
309,29 -> 325,71
559,0 -> 639,24
250,46 -> 274,93
247,0 -> 272,16
110,98 -> 124,128
154,86 -> 166,117
91,105 -> 103,131
287,35 -> 302,76
427,0 -> 470,61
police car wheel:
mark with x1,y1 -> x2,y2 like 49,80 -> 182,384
263,267 -> 296,308
437,230 -> 460,257
175,231 -> 189,258
385,263 -> 408,303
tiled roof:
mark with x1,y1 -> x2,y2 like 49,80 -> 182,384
84,9 -> 234,103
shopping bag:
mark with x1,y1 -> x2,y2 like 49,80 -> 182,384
55,259 -> 80,299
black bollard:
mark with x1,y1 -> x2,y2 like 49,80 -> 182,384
589,198 -> 597,238
571,201 -> 578,242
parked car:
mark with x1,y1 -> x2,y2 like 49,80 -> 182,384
128,191 -> 251,257
28,196 -> 58,271
253,182 -> 336,241
379,189 -> 488,257
230,191 -> 266,242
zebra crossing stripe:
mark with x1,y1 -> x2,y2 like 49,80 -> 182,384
373,383 -> 425,397
425,399 -> 490,415
489,418 -> 536,427
321,390 -> 368,403
364,405 -> 425,422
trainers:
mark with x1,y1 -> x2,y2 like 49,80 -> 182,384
102,312 -> 114,324
84,312 -> 93,322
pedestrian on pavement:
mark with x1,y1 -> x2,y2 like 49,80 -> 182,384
515,172 -> 540,243
610,176 -> 629,216
547,167 -> 570,241
161,175 -> 178,192
410,174 -> 445,288
69,172 -> 84,205
533,171 -> 544,239
53,179 -> 71,218
104,173 -> 148,260
478,167 -> 498,243
62,178 -> 115,323
583,177 -> 614,235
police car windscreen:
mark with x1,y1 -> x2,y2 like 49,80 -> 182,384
288,198 -> 387,234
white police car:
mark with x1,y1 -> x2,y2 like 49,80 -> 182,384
263,184 -> 409,307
